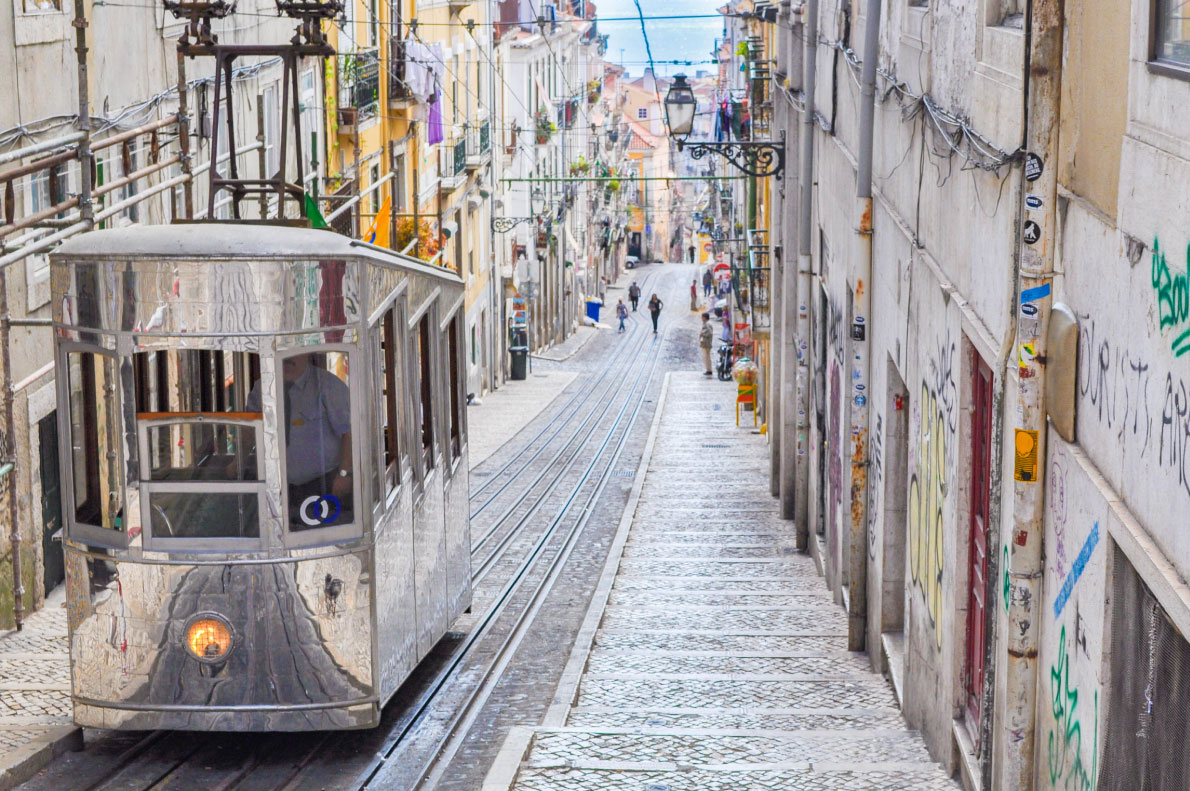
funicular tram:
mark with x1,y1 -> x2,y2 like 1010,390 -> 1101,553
50,223 -> 472,730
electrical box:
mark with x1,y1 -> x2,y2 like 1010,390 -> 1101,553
1046,302 -> 1079,443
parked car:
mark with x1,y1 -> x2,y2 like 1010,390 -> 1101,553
625,255 -> 639,269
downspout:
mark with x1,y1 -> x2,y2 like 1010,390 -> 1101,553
794,0 -> 819,551
846,0 -> 880,651
1000,0 -> 1062,780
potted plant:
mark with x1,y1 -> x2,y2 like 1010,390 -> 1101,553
534,109 -> 555,145
569,155 -> 591,176
587,78 -> 601,104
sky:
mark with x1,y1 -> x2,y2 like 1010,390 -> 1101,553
595,0 -> 724,79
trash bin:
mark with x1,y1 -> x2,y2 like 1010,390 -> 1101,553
509,346 -> 529,380
585,299 -> 602,322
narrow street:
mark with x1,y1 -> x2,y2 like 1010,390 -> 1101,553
483,374 -> 957,791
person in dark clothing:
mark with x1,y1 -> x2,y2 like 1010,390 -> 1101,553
702,269 -> 713,297
628,281 -> 641,311
688,245 -> 696,263
647,293 -> 663,334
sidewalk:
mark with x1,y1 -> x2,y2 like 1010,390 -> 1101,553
0,586 -> 80,790
483,373 -> 959,791
468,371 -> 580,470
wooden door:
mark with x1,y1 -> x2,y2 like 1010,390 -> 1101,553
964,357 -> 993,734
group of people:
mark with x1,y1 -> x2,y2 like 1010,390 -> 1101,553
616,280 -> 663,335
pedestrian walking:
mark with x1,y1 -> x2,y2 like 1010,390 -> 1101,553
628,280 -> 641,311
699,312 -> 714,376
690,279 -> 699,311
616,299 -> 628,333
647,293 -> 663,334
702,269 -> 713,297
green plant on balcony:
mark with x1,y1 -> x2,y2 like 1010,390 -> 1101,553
586,78 -> 602,104
569,155 -> 591,176
534,109 -> 556,145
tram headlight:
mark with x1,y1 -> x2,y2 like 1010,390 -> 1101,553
183,614 -> 235,663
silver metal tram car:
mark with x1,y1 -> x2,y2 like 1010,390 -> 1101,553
50,223 -> 471,730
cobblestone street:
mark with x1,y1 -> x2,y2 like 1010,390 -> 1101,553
484,373 -> 959,791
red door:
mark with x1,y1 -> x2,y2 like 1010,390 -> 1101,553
964,358 -> 993,736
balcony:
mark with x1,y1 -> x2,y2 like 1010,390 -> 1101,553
747,233 -> 772,335
338,48 -> 380,134
438,138 -> 466,192
465,120 -> 492,170
387,37 -> 414,109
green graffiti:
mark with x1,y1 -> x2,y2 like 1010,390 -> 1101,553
1003,545 -> 1010,614
1046,625 -> 1098,791
1150,237 -> 1190,357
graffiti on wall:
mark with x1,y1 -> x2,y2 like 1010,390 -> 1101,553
927,329 -> 959,435
1150,236 -> 1190,358
909,383 -> 946,649
868,412 -> 884,561
1050,450 -> 1069,579
1078,313 -> 1190,500
1046,624 -> 1099,791
1053,522 -> 1099,620
829,361 -> 843,565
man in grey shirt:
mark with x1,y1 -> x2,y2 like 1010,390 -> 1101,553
246,353 -> 353,527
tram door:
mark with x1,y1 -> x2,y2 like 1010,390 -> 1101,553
38,412 -> 64,594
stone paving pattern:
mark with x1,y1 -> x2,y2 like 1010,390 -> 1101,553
0,586 -> 72,751
495,373 -> 960,790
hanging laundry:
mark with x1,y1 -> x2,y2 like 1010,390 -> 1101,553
428,90 -> 444,145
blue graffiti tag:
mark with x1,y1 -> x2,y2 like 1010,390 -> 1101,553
1053,521 -> 1099,619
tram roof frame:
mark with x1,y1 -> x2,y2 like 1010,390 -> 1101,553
53,222 -> 464,286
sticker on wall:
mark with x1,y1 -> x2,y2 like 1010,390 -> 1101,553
855,395 -> 867,406
1014,429 -> 1039,482
851,323 -> 866,341
1020,302 -> 1039,338
1019,341 -> 1037,365
1025,194 -> 1043,209
1024,152 -> 1044,182
1023,220 -> 1041,245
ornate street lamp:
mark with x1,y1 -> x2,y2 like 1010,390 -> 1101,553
664,74 -> 785,178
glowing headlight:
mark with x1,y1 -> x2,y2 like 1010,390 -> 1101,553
184,614 -> 234,663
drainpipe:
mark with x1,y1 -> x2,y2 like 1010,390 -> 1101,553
1000,0 -> 1062,781
845,0 -> 880,651
793,0 -> 819,551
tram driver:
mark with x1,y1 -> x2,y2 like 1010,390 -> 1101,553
243,353 -> 354,528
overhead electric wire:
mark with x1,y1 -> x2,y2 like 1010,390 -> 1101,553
630,0 -> 668,137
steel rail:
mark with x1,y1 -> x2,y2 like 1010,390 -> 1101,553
356,305 -> 672,791
466,315 -> 661,587
467,269 -> 659,506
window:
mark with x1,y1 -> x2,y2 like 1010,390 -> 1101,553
1099,548 -> 1190,789
375,305 -> 404,497
1153,0 -> 1190,69
22,0 -> 60,12
638,107 -> 647,120
272,351 -> 354,532
370,163 -> 381,215
66,351 -> 122,536
300,69 -> 320,186
134,350 -> 262,544
395,153 -> 407,212
263,84 -> 280,180
415,314 -> 435,474
447,317 -> 463,463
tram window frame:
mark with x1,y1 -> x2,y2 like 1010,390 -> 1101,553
132,349 -> 266,551
414,311 -> 436,479
276,346 -> 364,548
446,313 -> 464,468
370,300 -> 407,508
60,345 -> 125,550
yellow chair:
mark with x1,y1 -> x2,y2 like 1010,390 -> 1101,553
736,384 -> 757,427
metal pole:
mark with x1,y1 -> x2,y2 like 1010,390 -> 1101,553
73,0 -> 93,230
388,141 -> 398,249
794,0 -> 819,552
1000,0 -> 1062,781
257,94 -> 268,219
0,280 -> 18,630
844,0 -> 882,651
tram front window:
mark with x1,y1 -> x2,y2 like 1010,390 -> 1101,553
247,351 -> 354,531
134,350 -> 262,542
66,351 -> 122,532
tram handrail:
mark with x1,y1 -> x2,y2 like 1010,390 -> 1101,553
136,411 -> 262,421
324,170 -> 394,223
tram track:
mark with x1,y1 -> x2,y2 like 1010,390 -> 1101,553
25,265 -> 688,791
467,270 -> 660,516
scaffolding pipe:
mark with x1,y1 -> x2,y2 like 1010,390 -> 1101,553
0,132 -> 84,168
326,170 -> 394,222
